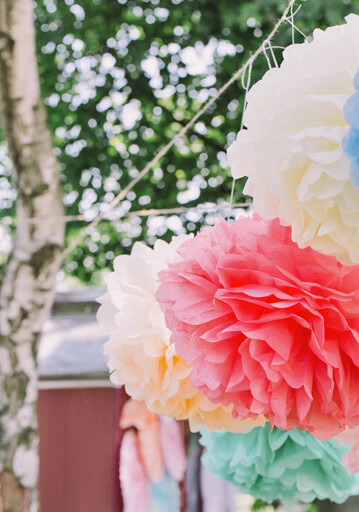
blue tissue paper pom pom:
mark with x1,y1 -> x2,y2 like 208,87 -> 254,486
200,424 -> 359,504
342,69 -> 359,187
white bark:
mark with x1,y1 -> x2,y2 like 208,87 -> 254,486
0,0 -> 65,510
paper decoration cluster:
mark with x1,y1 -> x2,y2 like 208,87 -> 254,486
99,13 -> 359,505
97,237 -> 264,434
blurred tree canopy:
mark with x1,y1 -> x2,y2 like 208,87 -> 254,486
0,0 -> 358,283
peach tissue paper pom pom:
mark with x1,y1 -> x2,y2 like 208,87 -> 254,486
97,236 -> 264,433
156,215 -> 359,440
227,14 -> 359,265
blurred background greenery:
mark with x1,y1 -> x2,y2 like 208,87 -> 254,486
1,0 -> 357,285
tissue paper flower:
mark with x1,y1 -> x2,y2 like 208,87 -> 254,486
200,424 -> 359,504
157,215 -> 359,439
227,14 -> 359,265
98,237 -> 264,433
342,70 -> 359,187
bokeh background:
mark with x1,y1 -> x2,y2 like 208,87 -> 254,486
2,0 -> 357,281
1,1 -> 359,511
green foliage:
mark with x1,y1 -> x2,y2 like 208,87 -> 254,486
252,499 -> 318,511
1,0 -> 358,282
252,499 -> 280,511
306,504 -> 319,512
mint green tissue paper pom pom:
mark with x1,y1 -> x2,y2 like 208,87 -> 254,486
200,424 -> 359,504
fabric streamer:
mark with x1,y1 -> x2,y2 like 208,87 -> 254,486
227,14 -> 359,265
97,236 -> 264,433
120,430 -> 151,512
157,215 -> 359,439
150,470 -> 181,512
159,417 -> 186,482
200,424 -> 359,504
339,425 -> 359,476
120,399 -> 164,483
200,463 -> 237,512
342,69 -> 359,187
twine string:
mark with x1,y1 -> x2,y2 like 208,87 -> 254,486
227,58 -> 253,219
290,2 -> 295,43
33,0 -> 296,276
285,6 -> 310,42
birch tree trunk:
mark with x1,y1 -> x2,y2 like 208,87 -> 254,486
0,0 -> 64,510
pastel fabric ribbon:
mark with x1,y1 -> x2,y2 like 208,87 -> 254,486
120,430 -> 151,512
200,424 -> 359,504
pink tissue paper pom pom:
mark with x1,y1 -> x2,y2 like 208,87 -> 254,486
156,215 -> 359,440
97,236 -> 265,433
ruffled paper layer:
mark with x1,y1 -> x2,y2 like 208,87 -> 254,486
157,215 -> 359,439
227,14 -> 359,265
200,424 -> 359,504
98,237 -> 264,433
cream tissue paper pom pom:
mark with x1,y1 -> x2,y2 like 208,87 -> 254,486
228,14 -> 359,265
97,236 -> 264,433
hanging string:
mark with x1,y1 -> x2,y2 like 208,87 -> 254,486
285,5 -> 311,43
290,2 -> 295,44
0,202 -> 251,227
262,40 -> 274,69
36,0 -> 296,278
227,38 -> 284,217
240,59 -> 254,131
227,58 -> 253,219
262,39 -> 279,68
227,179 -> 236,219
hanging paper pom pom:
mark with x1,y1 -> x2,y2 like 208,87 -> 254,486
342,70 -> 359,187
200,424 -> 359,504
97,237 -> 264,433
227,14 -> 359,265
157,215 -> 359,440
